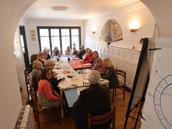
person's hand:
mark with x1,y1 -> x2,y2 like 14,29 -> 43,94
61,77 -> 65,81
53,71 -> 58,76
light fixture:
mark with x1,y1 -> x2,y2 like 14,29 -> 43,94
91,25 -> 97,34
129,19 -> 139,32
51,6 -> 68,11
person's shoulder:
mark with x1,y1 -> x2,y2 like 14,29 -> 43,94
39,79 -> 49,84
109,66 -> 115,70
99,85 -> 109,92
80,88 -> 90,95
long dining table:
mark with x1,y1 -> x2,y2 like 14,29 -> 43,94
52,57 -> 109,117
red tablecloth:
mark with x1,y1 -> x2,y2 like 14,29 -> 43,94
68,60 -> 92,70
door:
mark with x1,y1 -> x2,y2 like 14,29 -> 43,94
19,26 -> 29,68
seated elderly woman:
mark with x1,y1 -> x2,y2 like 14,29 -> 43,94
30,60 -> 42,90
43,49 -> 51,60
38,68 -> 62,108
65,46 -> 72,56
29,54 -> 39,72
52,47 -> 60,57
92,58 -> 106,75
72,47 -> 78,55
92,51 -> 99,66
44,60 -> 65,94
73,70 -> 111,129
101,58 -> 119,89
38,52 -> 46,67
81,49 -> 93,64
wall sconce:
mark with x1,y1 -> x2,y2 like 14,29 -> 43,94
91,25 -> 97,34
129,19 -> 139,32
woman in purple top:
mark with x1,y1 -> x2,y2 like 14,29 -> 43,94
92,58 -> 106,75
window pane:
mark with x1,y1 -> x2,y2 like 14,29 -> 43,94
39,29 -> 49,36
20,35 -> 25,53
61,29 -> 69,36
40,37 -> 50,51
51,29 -> 59,36
51,37 -> 61,51
72,36 -> 79,50
71,29 -> 79,36
62,37 -> 70,54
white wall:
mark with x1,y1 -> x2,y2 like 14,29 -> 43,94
0,0 -> 35,129
85,1 -> 155,50
24,19 -> 85,58
141,0 -> 172,37
84,1 -> 155,88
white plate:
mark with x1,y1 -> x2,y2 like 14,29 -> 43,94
84,63 -> 92,66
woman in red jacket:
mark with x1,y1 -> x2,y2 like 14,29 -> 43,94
38,68 -> 62,108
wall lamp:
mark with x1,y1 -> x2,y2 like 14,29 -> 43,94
91,25 -> 97,34
129,19 -> 139,32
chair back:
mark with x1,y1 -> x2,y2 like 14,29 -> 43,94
30,74 -> 39,93
24,68 -> 31,101
116,68 -> 126,87
114,68 -> 126,100
88,106 -> 116,129
30,90 -> 41,129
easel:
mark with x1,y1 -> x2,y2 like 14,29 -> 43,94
124,75 -> 149,129
123,38 -> 149,129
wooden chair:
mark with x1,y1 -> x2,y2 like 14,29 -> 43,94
88,106 -> 116,129
30,90 -> 61,129
114,68 -> 126,101
24,68 -> 31,102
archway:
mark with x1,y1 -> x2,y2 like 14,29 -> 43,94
1,0 -> 171,129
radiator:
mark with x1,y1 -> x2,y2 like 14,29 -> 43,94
15,105 -> 32,129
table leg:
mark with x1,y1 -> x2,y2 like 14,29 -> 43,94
60,90 -> 64,118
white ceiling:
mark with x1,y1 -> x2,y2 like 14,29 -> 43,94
24,0 -> 139,20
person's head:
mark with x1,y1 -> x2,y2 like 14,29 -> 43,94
43,49 -> 49,55
93,51 -> 99,58
41,68 -> 52,80
73,47 -> 76,51
67,46 -> 70,51
54,47 -> 58,51
44,60 -> 55,70
33,60 -> 42,70
38,52 -> 45,59
43,49 -> 48,58
88,70 -> 101,85
30,54 -> 39,63
85,48 -> 89,54
81,45 -> 84,50
103,58 -> 113,67
88,49 -> 93,55
96,58 -> 103,65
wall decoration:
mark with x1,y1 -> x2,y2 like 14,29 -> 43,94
100,19 -> 123,45
30,29 -> 36,41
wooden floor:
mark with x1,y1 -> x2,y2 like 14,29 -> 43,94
21,85 -> 141,129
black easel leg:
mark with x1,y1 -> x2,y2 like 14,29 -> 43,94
133,101 -> 143,129
123,114 -> 129,129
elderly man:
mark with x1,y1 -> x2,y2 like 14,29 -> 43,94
81,49 -> 93,64
30,60 -> 42,90
77,45 -> 86,59
73,70 -> 111,129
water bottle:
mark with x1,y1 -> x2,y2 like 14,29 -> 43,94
68,57 -> 70,62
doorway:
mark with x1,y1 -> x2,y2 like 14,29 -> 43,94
19,26 -> 30,68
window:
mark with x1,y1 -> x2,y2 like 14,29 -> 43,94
37,27 -> 81,55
